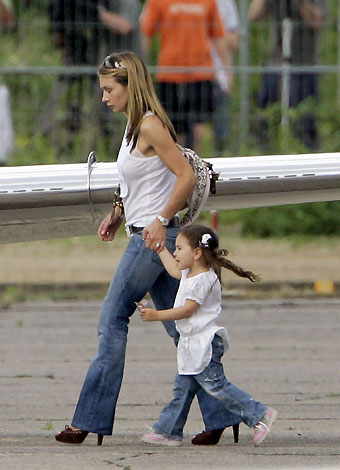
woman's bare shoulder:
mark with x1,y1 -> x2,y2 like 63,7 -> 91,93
139,115 -> 173,147
140,114 -> 164,133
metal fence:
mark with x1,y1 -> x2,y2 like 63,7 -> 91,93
0,0 -> 339,165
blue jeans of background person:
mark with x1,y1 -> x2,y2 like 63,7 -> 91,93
212,83 -> 230,154
258,71 -> 319,150
71,229 -> 240,435
153,335 -> 267,439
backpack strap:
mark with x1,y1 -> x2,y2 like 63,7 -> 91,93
177,145 -> 219,227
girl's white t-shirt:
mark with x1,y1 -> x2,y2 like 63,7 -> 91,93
175,268 -> 229,375
117,113 -> 176,227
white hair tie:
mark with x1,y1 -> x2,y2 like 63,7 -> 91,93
200,233 -> 212,247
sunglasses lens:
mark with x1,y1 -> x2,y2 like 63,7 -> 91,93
104,56 -> 112,68
103,56 -> 126,70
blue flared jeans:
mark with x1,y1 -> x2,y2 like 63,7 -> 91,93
153,335 -> 267,439
72,229 -> 240,435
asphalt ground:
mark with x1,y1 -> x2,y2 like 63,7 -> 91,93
0,299 -> 339,470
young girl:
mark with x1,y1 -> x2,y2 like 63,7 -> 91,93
139,225 -> 277,447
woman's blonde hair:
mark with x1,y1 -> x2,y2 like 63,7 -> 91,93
98,51 -> 176,149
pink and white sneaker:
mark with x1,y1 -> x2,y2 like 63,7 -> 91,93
253,407 -> 278,446
141,431 -> 182,447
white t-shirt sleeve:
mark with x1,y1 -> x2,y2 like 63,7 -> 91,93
217,0 -> 239,31
183,277 -> 210,306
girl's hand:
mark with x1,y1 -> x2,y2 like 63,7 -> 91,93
139,307 -> 159,321
142,219 -> 166,253
97,210 -> 123,241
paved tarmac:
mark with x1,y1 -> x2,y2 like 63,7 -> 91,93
0,299 -> 339,470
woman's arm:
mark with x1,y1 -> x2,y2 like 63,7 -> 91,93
158,246 -> 181,279
97,207 -> 124,242
140,299 -> 198,322
139,116 -> 196,252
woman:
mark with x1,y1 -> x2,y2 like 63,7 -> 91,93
55,51 -> 240,446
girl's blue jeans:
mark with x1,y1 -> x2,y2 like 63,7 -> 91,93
72,229 -> 240,435
153,335 -> 267,439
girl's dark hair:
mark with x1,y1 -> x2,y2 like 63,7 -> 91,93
179,225 -> 258,283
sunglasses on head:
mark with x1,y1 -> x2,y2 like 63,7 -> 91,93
103,55 -> 126,70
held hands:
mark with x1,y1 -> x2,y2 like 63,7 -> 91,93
142,219 -> 166,253
97,209 -> 123,242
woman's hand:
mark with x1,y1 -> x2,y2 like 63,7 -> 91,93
139,307 -> 159,321
142,219 -> 166,253
97,210 -> 123,242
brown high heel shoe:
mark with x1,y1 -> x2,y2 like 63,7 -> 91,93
55,425 -> 104,445
191,423 -> 239,445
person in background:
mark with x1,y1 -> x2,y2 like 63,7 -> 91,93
140,225 -> 277,447
96,0 -> 142,139
97,0 -> 141,56
40,0 -> 100,138
47,0 -> 141,72
41,1 -> 142,147
211,0 -> 239,155
140,0 -> 231,154
0,0 -> 15,31
0,0 -> 16,166
248,0 -> 325,151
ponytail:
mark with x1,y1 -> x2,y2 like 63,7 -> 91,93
180,225 -> 259,283
208,248 -> 258,283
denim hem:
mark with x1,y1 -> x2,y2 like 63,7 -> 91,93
247,406 -> 268,429
71,420 -> 112,436
204,421 -> 240,432
153,424 -> 183,440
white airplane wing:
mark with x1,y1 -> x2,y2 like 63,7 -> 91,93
1,152 -> 340,244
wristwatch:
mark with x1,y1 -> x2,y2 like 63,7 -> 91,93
157,215 -> 169,226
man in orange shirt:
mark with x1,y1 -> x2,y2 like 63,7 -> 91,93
140,0 -> 231,153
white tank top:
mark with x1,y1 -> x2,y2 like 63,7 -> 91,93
117,113 -> 176,227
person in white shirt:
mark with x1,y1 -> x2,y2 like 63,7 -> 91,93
140,224 -> 277,447
0,0 -> 15,166
211,0 -> 239,154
